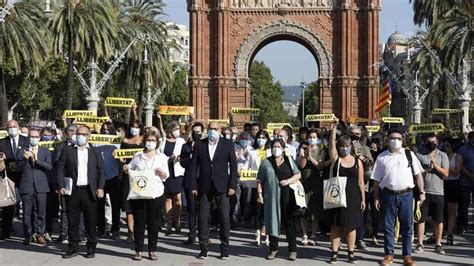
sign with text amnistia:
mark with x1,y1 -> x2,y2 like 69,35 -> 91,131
158,106 -> 194,116
381,117 -> 405,124
105,97 -> 135,108
63,110 -> 95,118
366,126 -> 381,132
89,134 -> 121,145
408,123 -> 445,134
306,114 -> 336,122
240,170 -> 258,181
208,119 -> 229,127
113,148 -> 143,159
431,108 -> 462,115
231,107 -> 260,116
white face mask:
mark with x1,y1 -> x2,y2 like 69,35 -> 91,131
389,139 -> 402,150
225,134 -> 232,140
172,130 -> 180,138
145,141 -> 157,151
272,147 -> 283,157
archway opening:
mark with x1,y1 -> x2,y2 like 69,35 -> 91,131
249,40 -> 320,126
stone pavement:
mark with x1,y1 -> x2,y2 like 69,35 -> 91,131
1,218 -> 473,266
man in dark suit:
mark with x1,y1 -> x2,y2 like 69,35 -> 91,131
0,119 -> 29,239
180,122 -> 204,245
18,128 -> 52,245
190,121 -> 238,260
57,125 -> 105,259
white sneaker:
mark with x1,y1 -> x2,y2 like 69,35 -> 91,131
263,235 -> 270,246
44,233 -> 52,242
255,230 -> 261,245
301,235 -> 309,246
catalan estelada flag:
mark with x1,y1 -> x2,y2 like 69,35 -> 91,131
375,79 -> 392,113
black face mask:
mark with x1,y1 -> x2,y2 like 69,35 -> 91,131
350,135 -> 360,141
426,142 -> 437,152
192,132 -> 202,141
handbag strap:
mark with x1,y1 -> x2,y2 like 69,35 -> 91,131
336,158 -> 341,177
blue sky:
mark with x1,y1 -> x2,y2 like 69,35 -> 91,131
163,0 -> 415,85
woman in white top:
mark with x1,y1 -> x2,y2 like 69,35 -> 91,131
440,141 -> 463,245
124,130 -> 169,261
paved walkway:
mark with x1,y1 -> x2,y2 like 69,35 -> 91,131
1,218 -> 473,266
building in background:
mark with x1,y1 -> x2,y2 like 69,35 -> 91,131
167,22 -> 189,64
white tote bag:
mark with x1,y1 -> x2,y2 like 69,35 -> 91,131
289,181 -> 307,208
323,159 -> 347,210
127,170 -> 160,200
0,171 -> 16,208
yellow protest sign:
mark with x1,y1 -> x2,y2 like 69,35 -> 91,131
75,116 -> 110,128
63,110 -> 95,118
292,127 -> 300,134
366,126 -> 380,133
0,130 -> 7,139
381,117 -> 405,124
431,108 -> 462,115
38,141 -> 63,151
408,123 -> 445,134
240,170 -> 258,181
306,114 -> 336,122
208,119 -> 229,127
89,134 -> 121,145
105,97 -> 135,108
266,123 -> 291,131
114,148 -> 144,159
231,108 -> 260,116
356,118 -> 371,123
159,106 -> 194,116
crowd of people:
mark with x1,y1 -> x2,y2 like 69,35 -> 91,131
0,112 -> 473,266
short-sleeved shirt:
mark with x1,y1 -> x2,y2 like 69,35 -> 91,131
417,150 -> 449,196
371,148 -> 423,191
457,144 -> 474,187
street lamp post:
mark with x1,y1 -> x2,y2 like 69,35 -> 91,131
300,81 -> 306,126
143,48 -> 154,127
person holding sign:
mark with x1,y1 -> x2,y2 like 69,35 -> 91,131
326,120 -> 366,264
123,130 -> 169,261
256,138 -> 301,261
189,121 -> 238,260
157,120 -> 186,236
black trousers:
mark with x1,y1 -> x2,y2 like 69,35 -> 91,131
45,186 -> 59,234
97,176 -> 121,233
198,185 -> 230,252
269,188 -> 297,252
458,185 -> 474,229
184,189 -> 198,238
130,197 -> 163,252
66,186 -> 97,250
22,192 -> 47,238
59,195 -> 68,238
1,206 -> 14,237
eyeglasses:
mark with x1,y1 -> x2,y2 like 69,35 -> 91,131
209,128 -> 219,131
76,133 -> 89,136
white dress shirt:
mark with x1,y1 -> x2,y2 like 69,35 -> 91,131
76,145 -> 90,186
208,137 -> 220,161
129,151 -> 170,198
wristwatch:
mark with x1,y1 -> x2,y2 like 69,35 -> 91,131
420,191 -> 426,195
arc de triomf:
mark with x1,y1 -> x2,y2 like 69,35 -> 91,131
188,0 -> 381,122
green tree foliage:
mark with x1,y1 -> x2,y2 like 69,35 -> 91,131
297,81 -> 320,124
249,61 -> 289,126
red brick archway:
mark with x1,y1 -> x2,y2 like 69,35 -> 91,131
188,0 -> 380,122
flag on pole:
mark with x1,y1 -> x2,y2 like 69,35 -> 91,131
375,79 -> 392,113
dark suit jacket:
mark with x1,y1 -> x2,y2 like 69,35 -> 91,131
56,144 -> 105,200
18,146 -> 52,194
0,135 -> 29,183
180,141 -> 195,190
190,137 -> 238,194
52,141 -> 70,189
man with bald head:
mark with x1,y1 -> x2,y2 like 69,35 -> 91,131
190,121 -> 238,260
0,120 -> 29,239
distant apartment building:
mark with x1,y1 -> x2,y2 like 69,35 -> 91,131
167,22 -> 190,64
283,102 -> 298,117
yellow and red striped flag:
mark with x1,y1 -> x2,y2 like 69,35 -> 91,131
375,79 -> 392,113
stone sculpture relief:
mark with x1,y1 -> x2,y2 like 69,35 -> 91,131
233,0 -> 333,8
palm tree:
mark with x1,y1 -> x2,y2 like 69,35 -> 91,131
114,0 -> 173,120
49,0 -> 117,110
0,0 -> 49,126
409,0 -> 460,26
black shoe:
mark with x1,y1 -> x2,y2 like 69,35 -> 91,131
86,247 -> 96,258
197,250 -> 208,260
62,249 -> 78,259
447,235 -> 454,246
328,251 -> 338,264
165,224 -> 172,236
174,223 -> 181,233
183,237 -> 196,245
220,250 -> 229,260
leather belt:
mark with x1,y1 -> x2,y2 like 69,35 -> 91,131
383,187 -> 412,195
76,185 -> 89,190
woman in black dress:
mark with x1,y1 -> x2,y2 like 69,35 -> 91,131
121,120 -> 144,242
327,122 -> 366,264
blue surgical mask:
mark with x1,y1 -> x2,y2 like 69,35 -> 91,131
208,129 -> 219,141
130,127 -> 140,137
76,135 -> 87,146
7,128 -> 18,138
308,138 -> 320,146
339,147 -> 351,157
257,139 -> 267,148
29,138 -> 40,147
41,136 -> 54,141
239,140 -> 248,149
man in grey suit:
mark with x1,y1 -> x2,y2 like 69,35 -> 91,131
18,128 -> 53,245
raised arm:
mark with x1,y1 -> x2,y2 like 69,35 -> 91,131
328,120 -> 338,161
